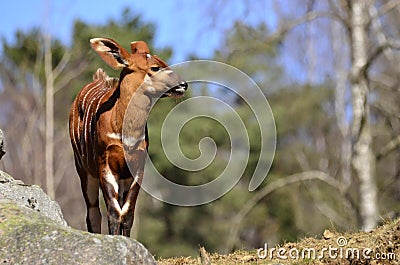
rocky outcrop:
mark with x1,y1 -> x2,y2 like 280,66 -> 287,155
0,171 -> 67,226
0,171 -> 157,265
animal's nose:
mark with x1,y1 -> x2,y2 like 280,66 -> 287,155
180,81 -> 188,90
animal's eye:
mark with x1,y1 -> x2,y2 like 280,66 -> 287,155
150,66 -> 161,72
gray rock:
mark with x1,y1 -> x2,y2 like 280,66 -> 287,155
0,171 -> 157,264
0,201 -> 157,265
0,170 -> 67,226
0,129 -> 4,160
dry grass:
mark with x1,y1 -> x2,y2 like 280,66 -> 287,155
158,218 -> 400,264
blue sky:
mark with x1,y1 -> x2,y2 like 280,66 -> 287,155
1,0 -> 274,63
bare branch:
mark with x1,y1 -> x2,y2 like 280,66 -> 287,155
307,183 -> 352,227
376,135 -> 400,160
54,60 -> 89,93
372,102 -> 400,119
266,11 -> 348,43
52,50 -> 72,81
370,74 -> 399,92
225,171 -> 345,252
367,4 -> 400,71
368,40 -> 400,65
378,0 -> 400,17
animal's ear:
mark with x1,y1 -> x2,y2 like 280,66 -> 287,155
130,41 -> 150,54
90,38 -> 131,69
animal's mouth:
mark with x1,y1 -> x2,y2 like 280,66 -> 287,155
162,81 -> 188,98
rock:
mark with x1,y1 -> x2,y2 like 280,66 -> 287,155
323,229 -> 334,240
0,129 -> 4,160
0,170 -> 156,264
240,255 -> 256,262
0,201 -> 157,265
0,170 -> 67,226
199,246 -> 211,265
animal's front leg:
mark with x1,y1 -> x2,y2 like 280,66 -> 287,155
120,171 -> 143,237
99,167 -> 122,235
119,149 -> 146,237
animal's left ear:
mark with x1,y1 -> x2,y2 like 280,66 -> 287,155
90,38 -> 131,69
129,41 -> 151,70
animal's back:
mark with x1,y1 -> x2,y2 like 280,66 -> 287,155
69,68 -> 118,174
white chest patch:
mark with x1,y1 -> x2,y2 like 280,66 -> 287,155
107,133 -> 122,140
123,135 -> 145,148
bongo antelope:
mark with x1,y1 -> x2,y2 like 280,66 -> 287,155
69,38 -> 187,236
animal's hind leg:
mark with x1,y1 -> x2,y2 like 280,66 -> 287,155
79,170 -> 101,233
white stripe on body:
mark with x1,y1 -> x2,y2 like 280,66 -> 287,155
81,81 -> 102,165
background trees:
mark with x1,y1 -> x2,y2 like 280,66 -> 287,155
1,0 -> 400,258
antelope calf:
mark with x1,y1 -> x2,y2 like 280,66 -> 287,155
69,38 -> 187,236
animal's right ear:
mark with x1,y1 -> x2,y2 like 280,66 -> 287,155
90,38 -> 131,69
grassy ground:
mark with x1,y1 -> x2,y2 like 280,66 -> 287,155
158,218 -> 400,264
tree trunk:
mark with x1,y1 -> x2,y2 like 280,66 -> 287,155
349,0 -> 378,231
44,34 -> 55,199
331,18 -> 352,191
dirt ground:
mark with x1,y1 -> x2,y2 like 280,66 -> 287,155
158,218 -> 400,264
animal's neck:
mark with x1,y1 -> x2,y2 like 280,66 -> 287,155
113,72 -> 151,140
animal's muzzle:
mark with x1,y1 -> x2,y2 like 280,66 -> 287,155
162,81 -> 188,98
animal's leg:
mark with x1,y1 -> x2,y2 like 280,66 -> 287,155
77,165 -> 101,233
119,173 -> 143,237
99,167 -> 122,235
118,178 -> 132,235
119,149 -> 145,237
